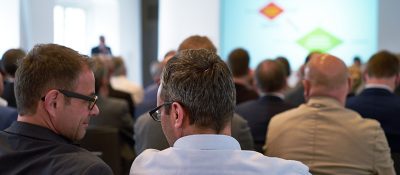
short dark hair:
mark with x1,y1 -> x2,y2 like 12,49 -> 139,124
177,35 -> 217,53
1,48 -> 26,77
227,48 -> 250,77
275,56 -> 291,77
367,50 -> 399,78
255,59 -> 286,93
160,49 -> 235,133
15,44 -> 92,115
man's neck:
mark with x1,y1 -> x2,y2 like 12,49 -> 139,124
366,77 -> 396,92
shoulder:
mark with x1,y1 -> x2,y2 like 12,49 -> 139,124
250,153 -> 310,174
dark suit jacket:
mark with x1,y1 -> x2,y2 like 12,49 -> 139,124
235,95 -> 294,152
91,46 -> 112,56
134,113 -> 254,154
0,122 -> 112,174
235,83 -> 259,105
346,88 -> 400,153
0,106 -> 18,130
2,81 -> 17,108
109,85 -> 135,117
90,96 -> 135,175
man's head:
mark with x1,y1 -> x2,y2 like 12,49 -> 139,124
1,48 -> 26,78
157,49 -> 235,145
15,44 -> 99,141
227,48 -> 250,78
177,35 -> 217,53
111,56 -> 126,76
99,35 -> 105,44
275,56 -> 291,77
255,59 -> 287,94
302,54 -> 350,105
366,51 -> 399,86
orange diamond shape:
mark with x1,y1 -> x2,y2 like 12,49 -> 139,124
260,2 -> 283,20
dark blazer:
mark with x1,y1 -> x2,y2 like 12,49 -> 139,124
0,106 -> 18,130
90,96 -> 135,175
91,46 -> 112,56
134,113 -> 254,154
236,95 -> 294,152
0,122 -> 112,174
346,88 -> 400,153
235,83 -> 259,105
109,85 -> 135,117
2,81 -> 17,108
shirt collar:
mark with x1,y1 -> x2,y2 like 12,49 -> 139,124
365,83 -> 393,92
173,134 -> 241,150
259,92 -> 285,100
4,121 -> 73,144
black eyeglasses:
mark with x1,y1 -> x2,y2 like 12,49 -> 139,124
149,102 -> 173,122
41,89 -> 98,110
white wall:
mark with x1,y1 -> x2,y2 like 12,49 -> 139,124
20,0 -> 55,50
158,0 -> 220,59
378,0 -> 400,53
0,0 -> 20,55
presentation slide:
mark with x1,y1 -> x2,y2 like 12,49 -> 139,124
220,0 -> 378,70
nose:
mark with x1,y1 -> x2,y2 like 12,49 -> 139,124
89,104 -> 100,116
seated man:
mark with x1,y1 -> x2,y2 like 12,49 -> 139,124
236,59 -> 294,153
130,49 -> 310,175
265,54 -> 395,174
0,44 -> 112,174
346,51 -> 400,173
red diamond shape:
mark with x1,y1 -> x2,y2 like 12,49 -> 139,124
260,2 -> 283,20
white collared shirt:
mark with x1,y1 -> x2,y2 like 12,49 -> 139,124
365,83 -> 393,92
130,134 -> 310,175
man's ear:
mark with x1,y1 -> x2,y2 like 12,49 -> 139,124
171,102 -> 186,129
43,90 -> 60,117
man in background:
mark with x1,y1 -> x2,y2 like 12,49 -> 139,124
236,59 -> 294,152
91,35 -> 112,56
265,54 -> 395,174
346,50 -> 400,173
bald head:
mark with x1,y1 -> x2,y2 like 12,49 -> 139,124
303,54 -> 350,104
255,59 -> 286,93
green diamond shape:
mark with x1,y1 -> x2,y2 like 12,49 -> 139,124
297,28 -> 342,52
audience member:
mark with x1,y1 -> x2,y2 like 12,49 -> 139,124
235,59 -> 294,153
285,52 -> 320,106
1,48 -> 26,108
98,56 -> 136,116
265,53 -> 395,174
110,56 -> 144,104
91,56 -> 135,175
135,50 -> 176,117
91,35 -> 112,56
0,73 -> 18,130
348,56 -> 363,97
130,49 -> 310,175
275,56 -> 291,78
227,48 -> 259,105
177,35 -> 217,52
134,36 -> 254,153
0,44 -> 112,174
346,50 -> 400,173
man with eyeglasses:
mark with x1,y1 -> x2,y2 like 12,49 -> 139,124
0,44 -> 113,174
130,49 -> 311,175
